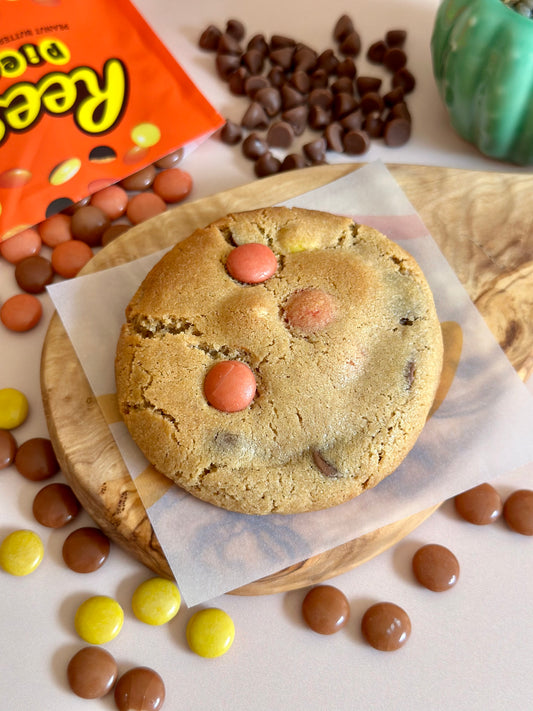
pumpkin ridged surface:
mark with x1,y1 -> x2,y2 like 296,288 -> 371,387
431,0 -> 533,165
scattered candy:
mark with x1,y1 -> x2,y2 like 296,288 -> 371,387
14,255 -> 54,293
51,239 -> 93,278
120,164 -> 157,191
361,601 -> 411,651
89,185 -> 129,220
62,526 -> 111,573
32,482 -> 80,528
225,242 -> 278,283
0,228 -> 41,263
114,666 -> 165,711
0,529 -> 44,576
0,429 -> 17,468
70,205 -> 110,247
503,489 -> 533,535
67,646 -> 118,699
186,608 -> 235,658
132,577 -> 181,626
0,387 -> 29,429
38,214 -> 72,247
301,584 -> 350,634
14,437 -> 60,481
152,168 -> 193,203
203,360 -> 256,412
75,595 -> 124,645
1,293 -> 43,332
454,482 -> 502,525
412,543 -> 459,592
126,191 -> 167,225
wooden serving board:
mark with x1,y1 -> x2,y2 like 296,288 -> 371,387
41,163 -> 533,596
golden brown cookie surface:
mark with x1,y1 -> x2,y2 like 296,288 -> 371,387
115,207 -> 443,514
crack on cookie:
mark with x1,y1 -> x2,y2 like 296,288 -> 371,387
389,254 -> 412,275
217,225 -> 237,246
131,314 -> 203,339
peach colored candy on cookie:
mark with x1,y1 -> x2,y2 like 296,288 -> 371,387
284,288 -> 338,333
126,191 -> 166,225
226,243 -> 278,284
1,294 -> 42,332
38,214 -> 72,248
51,240 -> 93,278
0,228 -> 41,264
152,168 -> 193,203
204,360 -> 256,412
90,185 -> 128,220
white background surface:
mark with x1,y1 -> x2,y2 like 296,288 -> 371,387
1,1 -> 532,710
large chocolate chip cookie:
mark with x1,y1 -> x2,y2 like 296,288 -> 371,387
115,207 -> 443,514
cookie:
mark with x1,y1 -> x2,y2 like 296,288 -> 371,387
115,206 -> 443,515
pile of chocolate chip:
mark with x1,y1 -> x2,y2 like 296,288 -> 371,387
199,15 -> 415,177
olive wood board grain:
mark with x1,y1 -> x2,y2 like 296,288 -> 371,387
41,162 -> 533,597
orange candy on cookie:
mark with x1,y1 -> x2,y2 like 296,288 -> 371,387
204,360 -> 256,412
226,243 -> 277,284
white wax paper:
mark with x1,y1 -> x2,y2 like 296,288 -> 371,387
47,162 -> 533,606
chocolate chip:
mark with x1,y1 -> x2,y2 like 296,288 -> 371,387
247,33 -> 269,55
340,109 -> 363,132
226,19 -> 246,41
388,101 -> 411,122
309,68 -> 329,89
293,46 -> 317,73
339,30 -> 361,56
303,137 -> 326,163
254,152 -> 281,177
241,101 -> 269,130
363,112 -> 384,138
404,359 -> 416,388
242,48 -> 264,74
199,25 -> 221,51
269,46 -> 295,70
324,122 -> 345,153
280,153 -> 308,171
267,65 -> 285,88
270,34 -> 296,50
244,74 -> 270,98
217,32 -> 242,55
308,104 -> 331,130
255,86 -> 281,117
215,53 -> 240,80
312,449 -> 340,478
309,87 -> 333,110
242,132 -> 269,159
383,86 -> 405,106
367,40 -> 387,64
336,57 -> 357,78
384,117 -> 411,146
385,29 -> 407,47
281,84 -> 307,110
282,105 -> 309,135
392,67 -> 416,93
333,14 -> 355,43
331,76 -> 354,95
356,76 -> 382,95
343,128 -> 370,155
267,120 -> 294,148
316,48 -> 339,74
220,119 -> 242,145
360,91 -> 384,114
332,92 -> 358,119
383,47 -> 407,72
290,69 -> 311,95
228,67 -> 248,95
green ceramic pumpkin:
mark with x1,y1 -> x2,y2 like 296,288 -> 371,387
431,0 -> 533,165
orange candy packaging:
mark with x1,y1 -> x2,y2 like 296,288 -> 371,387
0,0 -> 223,241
